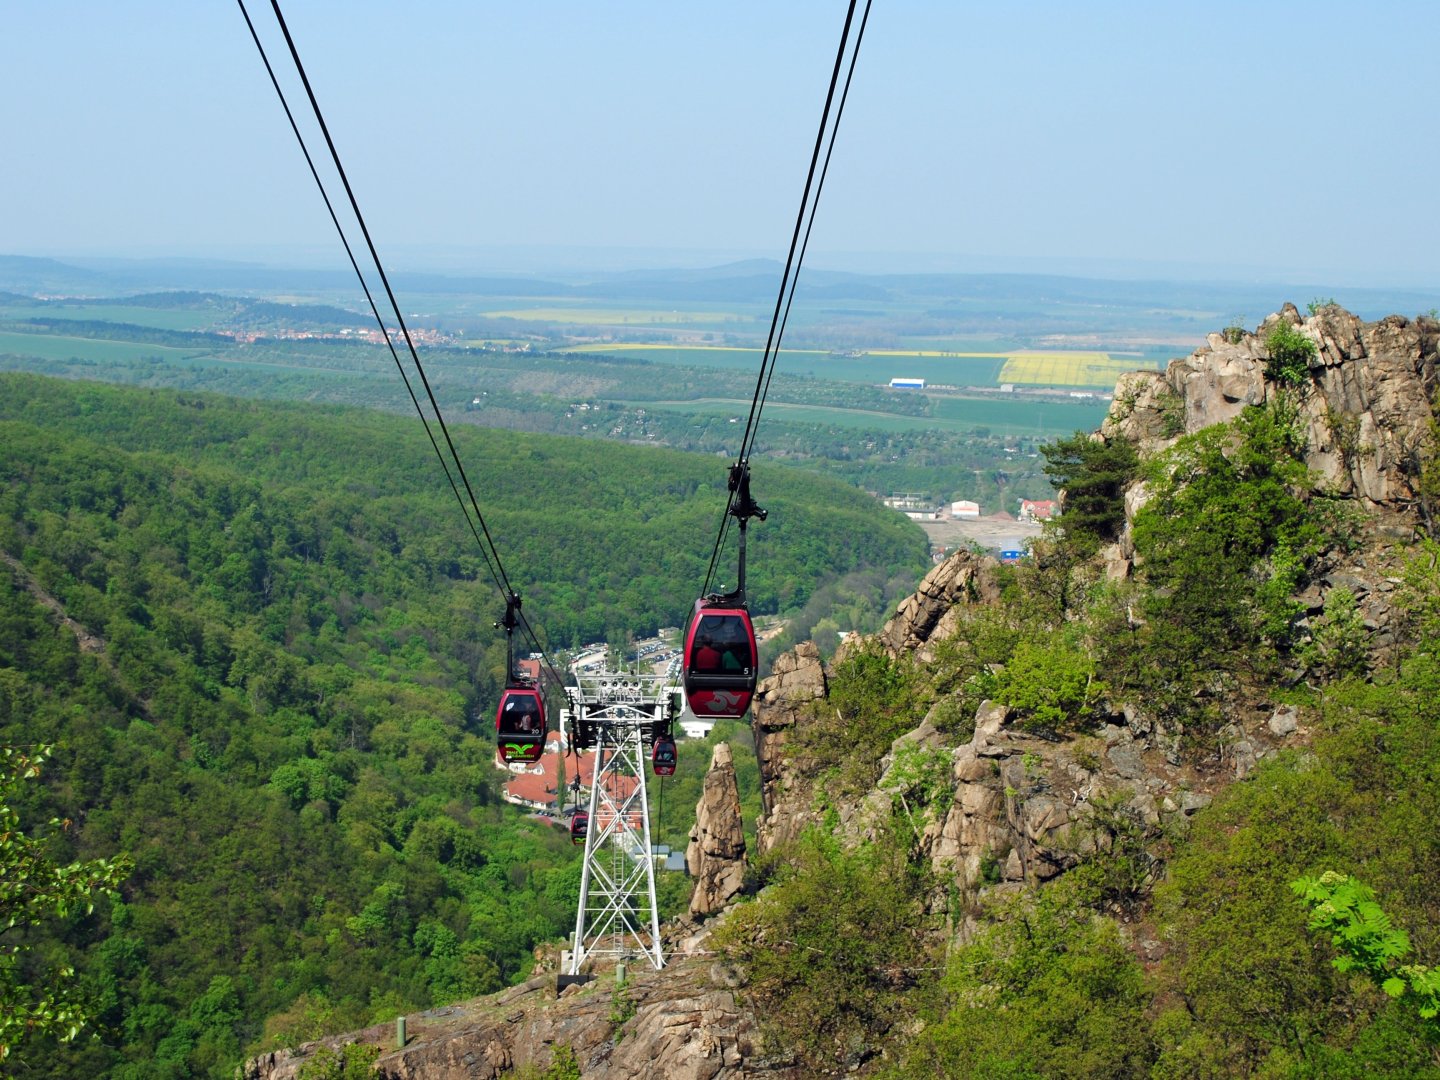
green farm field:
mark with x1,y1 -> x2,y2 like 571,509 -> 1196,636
485,307 -> 752,326
558,342 -> 1156,389
0,302 -> 219,331
625,394 -> 1107,438
561,344 -> 1016,385
0,330 -> 213,365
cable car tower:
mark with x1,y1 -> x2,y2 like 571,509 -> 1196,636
564,662 -> 679,974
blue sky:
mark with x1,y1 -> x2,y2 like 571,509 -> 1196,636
7,1 -> 1438,285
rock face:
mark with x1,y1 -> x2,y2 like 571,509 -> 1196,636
687,743 -> 747,917
750,642 -> 827,854
1104,305 -> 1438,509
244,961 -> 802,1080
872,549 -> 1001,662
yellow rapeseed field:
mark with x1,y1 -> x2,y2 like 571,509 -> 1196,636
999,352 -> 1135,389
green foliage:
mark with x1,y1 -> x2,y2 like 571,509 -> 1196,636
1061,789 -> 1158,913
794,642 -> 926,798
1263,322 -> 1318,386
296,1041 -> 381,1080
713,829 -> 936,1068
608,979 -> 637,1030
0,745 -> 130,1063
1222,317 -> 1247,345
539,1045 -> 583,1080
763,568 -> 918,660
1147,650 -> 1440,1075
1039,432 -> 1139,553
889,891 -> 1152,1079
1398,537 -> 1440,647
1293,871 -> 1440,1025
980,633 -> 1104,735
882,741 -> 955,836
0,375 -> 923,1076
1129,398 -> 1330,716
0,373 -> 928,647
1307,297 -> 1340,315
1303,586 -> 1370,681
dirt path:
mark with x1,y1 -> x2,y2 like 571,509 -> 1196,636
0,550 -> 107,654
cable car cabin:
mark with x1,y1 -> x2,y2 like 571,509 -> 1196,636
569,810 -> 589,846
683,604 -> 758,718
495,687 -> 546,764
652,735 -> 677,776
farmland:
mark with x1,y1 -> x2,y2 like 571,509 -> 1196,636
562,342 -> 1127,389
627,394 -> 1104,437
0,329 -> 213,364
482,307 -> 752,326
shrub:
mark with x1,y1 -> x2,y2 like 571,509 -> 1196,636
795,643 -> 924,796
985,635 -> 1104,734
1264,323 -> 1317,386
712,829 -> 936,1068
891,892 -> 1153,1078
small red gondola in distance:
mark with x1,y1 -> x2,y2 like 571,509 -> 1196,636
652,734 -> 677,776
682,600 -> 758,719
495,687 -> 546,764
569,810 -> 589,846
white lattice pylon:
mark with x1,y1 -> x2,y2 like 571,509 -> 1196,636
567,670 -> 672,973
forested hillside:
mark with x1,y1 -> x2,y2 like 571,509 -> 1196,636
0,374 -> 925,1076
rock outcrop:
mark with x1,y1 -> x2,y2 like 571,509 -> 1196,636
244,961 -> 801,1080
687,742 -> 747,917
1104,304 -> 1438,509
750,642 -> 827,854
871,548 -> 1001,662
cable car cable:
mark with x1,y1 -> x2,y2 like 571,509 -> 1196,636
235,0 -> 506,604
260,0 -> 520,602
240,0 -> 569,684
698,0 -> 869,600
749,0 -> 872,457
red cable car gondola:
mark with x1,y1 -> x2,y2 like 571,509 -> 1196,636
683,462 -> 764,719
652,734 -> 678,776
495,686 -> 546,764
569,810 -> 589,846
494,593 -> 546,764
683,603 -> 757,718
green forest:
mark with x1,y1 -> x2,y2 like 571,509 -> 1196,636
0,374 -> 920,1076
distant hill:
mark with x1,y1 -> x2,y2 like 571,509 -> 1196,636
4,253 -> 1438,322
0,253 -> 105,292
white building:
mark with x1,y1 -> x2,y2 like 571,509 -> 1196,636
951,500 -> 980,519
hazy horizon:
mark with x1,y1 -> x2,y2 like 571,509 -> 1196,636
7,2 -> 1438,291
11,243 -> 1439,296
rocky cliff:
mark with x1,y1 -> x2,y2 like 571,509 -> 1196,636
1105,303 -> 1436,509
244,304 -> 1439,1079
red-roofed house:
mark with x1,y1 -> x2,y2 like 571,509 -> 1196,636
501,748 -> 634,812
1019,499 -> 1057,522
